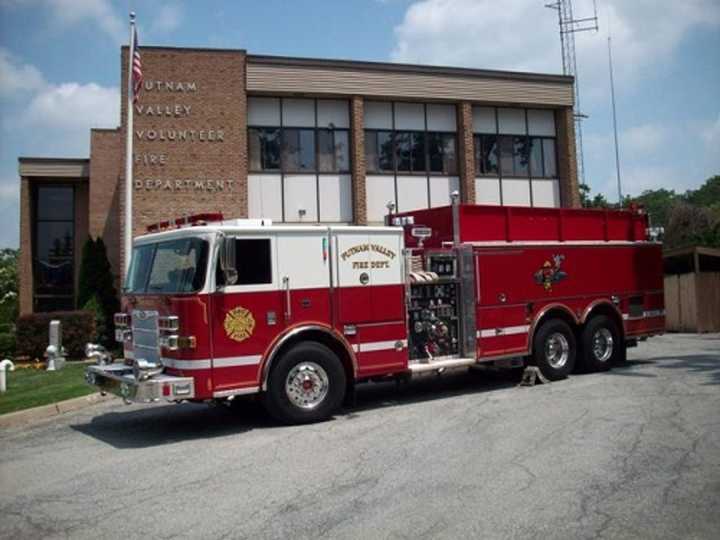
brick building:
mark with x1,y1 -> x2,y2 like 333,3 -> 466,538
17,46 -> 578,314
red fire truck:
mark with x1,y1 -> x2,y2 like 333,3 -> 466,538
85,198 -> 665,424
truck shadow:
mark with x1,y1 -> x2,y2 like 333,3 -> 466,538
72,352 -> 719,450
610,353 -> 720,385
652,354 -> 720,385
71,368 -> 523,449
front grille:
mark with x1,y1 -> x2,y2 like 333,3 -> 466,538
131,310 -> 160,365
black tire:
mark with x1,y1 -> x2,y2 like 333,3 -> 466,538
531,318 -> 576,380
262,342 -> 346,425
578,315 -> 622,372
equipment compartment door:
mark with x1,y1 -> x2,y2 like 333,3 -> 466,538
333,230 -> 408,376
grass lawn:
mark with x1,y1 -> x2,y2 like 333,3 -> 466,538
0,362 -> 95,415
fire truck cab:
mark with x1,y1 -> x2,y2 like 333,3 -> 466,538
85,200 -> 665,424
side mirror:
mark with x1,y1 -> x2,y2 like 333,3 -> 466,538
219,236 -> 238,286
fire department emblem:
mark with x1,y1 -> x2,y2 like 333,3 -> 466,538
224,306 -> 256,342
534,254 -> 568,292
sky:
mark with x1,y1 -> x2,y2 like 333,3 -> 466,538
0,0 -> 718,248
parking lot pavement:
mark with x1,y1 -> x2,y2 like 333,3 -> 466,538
1,333 -> 719,540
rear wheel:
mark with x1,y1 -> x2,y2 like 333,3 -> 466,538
579,315 -> 621,372
263,342 -> 346,425
532,318 -> 576,380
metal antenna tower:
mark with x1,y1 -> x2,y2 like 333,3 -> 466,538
545,0 -> 598,186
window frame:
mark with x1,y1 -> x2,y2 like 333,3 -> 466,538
124,237 -> 210,296
214,236 -> 277,293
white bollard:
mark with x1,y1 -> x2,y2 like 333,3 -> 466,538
46,320 -> 66,371
0,359 -> 15,393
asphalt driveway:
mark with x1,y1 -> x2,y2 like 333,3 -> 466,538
1,333 -> 719,539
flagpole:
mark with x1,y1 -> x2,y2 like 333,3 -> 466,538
123,12 -> 136,275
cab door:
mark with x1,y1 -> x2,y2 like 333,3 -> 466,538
208,234 -> 284,392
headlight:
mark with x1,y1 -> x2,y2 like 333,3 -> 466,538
114,313 -> 129,328
158,315 -> 180,332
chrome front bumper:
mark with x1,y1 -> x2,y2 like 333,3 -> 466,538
85,363 -> 195,403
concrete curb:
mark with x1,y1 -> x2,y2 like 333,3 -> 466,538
0,392 -> 117,429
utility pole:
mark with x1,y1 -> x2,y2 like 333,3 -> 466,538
608,35 -> 623,205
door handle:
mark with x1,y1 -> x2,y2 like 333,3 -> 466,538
283,276 -> 291,322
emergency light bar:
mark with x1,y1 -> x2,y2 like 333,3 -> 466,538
146,213 -> 225,232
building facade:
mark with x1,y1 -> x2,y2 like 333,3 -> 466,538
18,46 -> 578,315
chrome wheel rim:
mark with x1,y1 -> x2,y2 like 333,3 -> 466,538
285,361 -> 329,410
545,332 -> 570,369
592,328 -> 614,362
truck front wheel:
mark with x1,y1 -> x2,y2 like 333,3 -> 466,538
263,342 -> 346,425
532,319 -> 577,380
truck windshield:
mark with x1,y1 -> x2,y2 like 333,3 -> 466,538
124,237 -> 209,294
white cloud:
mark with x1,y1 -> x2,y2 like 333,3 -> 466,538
701,113 -> 720,147
1,0 -> 125,43
46,0 -> 124,43
621,124 -> 670,155
391,0 -> 560,73
150,3 -> 184,34
391,0 -> 720,94
23,82 -> 119,132
0,48 -> 46,97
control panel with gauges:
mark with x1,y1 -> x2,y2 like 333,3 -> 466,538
408,251 -> 461,361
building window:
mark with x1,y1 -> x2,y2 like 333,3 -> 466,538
395,131 -> 426,173
365,130 -> 394,172
365,129 -> 457,175
33,185 -> 75,312
428,132 -> 458,175
318,129 -> 349,173
248,128 -> 280,171
542,139 -> 557,177
475,134 -> 499,176
473,106 -> 560,207
247,98 -> 349,174
363,101 -> 459,220
247,97 -> 352,223
282,128 -> 316,172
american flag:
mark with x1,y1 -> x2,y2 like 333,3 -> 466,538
132,26 -> 143,103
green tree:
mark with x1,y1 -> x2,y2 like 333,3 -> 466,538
77,237 -> 119,346
664,202 -> 720,249
685,175 -> 720,213
629,188 -> 677,229
77,237 -> 99,309
0,248 -> 18,327
579,183 -> 611,208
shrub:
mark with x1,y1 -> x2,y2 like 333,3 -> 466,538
82,295 -> 106,344
0,332 -> 15,358
15,311 -> 96,360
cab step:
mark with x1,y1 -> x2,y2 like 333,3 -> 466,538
408,357 -> 477,374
